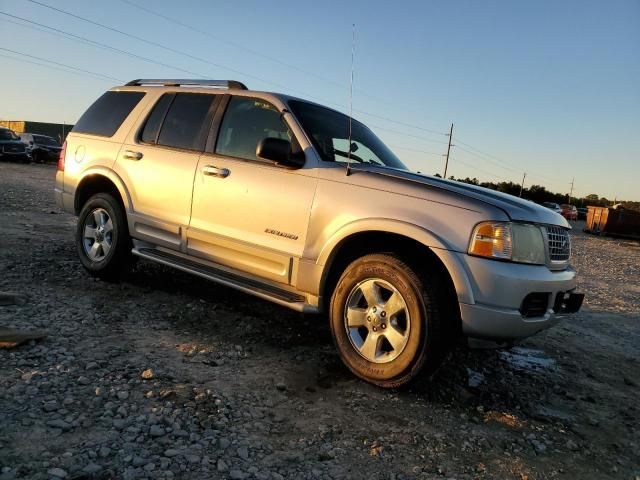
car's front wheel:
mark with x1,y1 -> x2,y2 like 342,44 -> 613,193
329,253 -> 446,388
76,193 -> 131,279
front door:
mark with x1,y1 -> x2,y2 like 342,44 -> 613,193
188,95 -> 317,284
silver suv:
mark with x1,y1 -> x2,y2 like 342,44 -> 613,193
55,79 -> 583,387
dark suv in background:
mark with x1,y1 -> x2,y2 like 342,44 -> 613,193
0,127 -> 29,163
20,133 -> 62,163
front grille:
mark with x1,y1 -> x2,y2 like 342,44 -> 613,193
546,225 -> 571,262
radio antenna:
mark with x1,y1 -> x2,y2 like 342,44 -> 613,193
346,23 -> 355,176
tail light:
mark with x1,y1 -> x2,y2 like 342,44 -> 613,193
57,141 -> 66,171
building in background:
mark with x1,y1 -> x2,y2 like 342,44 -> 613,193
0,120 -> 73,144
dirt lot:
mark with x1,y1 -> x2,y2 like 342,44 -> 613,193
0,162 -> 638,480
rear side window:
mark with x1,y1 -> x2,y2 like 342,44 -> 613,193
155,93 -> 217,151
73,91 -> 145,137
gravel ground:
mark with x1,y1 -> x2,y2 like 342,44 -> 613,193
0,162 -> 638,480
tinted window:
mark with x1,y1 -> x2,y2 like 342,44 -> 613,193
216,97 -> 291,161
140,94 -> 174,144
156,93 -> 216,151
73,91 -> 145,137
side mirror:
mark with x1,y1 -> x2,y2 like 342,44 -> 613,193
256,138 -> 304,169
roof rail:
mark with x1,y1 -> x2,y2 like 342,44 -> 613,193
125,79 -> 248,90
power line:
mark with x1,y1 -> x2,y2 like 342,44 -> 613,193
368,123 -> 449,145
23,0 -> 451,135
447,157 -> 509,181
388,145 -> 443,156
455,138 -> 523,171
117,0 -> 345,89
0,46 -> 124,82
0,13 -> 207,77
0,52 -> 119,84
455,137 -> 557,184
454,144 -> 524,175
353,110 -> 447,137
116,0 -> 443,120
24,0 -> 300,92
6,6 -> 454,148
21,0 -> 457,140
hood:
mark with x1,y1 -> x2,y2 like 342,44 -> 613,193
351,165 -> 569,228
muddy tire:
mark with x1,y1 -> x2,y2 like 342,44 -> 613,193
76,193 -> 131,280
329,253 -> 446,388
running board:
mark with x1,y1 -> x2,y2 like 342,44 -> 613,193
132,247 -> 315,313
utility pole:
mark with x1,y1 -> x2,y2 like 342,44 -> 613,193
443,123 -> 453,178
519,172 -> 527,197
568,178 -> 574,204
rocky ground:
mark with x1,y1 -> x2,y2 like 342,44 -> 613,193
0,162 -> 638,480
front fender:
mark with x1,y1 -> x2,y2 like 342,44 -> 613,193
297,218 -> 475,305
316,218 -> 452,266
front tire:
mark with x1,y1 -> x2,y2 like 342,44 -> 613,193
329,254 -> 446,388
76,193 -> 131,280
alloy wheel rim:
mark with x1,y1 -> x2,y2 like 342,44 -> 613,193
82,208 -> 114,262
344,278 -> 411,364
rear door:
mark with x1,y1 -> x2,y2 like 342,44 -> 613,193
188,95 -> 317,284
116,92 -> 219,250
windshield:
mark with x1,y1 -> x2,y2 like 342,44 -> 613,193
288,100 -> 407,170
0,129 -> 19,141
34,135 -> 59,146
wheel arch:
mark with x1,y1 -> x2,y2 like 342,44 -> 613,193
74,168 -> 131,216
316,222 -> 474,333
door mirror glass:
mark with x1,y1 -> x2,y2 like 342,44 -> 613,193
256,138 -> 303,168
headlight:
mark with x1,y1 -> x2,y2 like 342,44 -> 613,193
469,221 -> 545,265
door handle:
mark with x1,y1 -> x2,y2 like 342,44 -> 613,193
202,165 -> 230,178
123,150 -> 143,161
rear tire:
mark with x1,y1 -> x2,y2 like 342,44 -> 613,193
329,253 -> 447,388
76,193 -> 131,280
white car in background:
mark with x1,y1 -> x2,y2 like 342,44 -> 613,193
542,202 -> 562,214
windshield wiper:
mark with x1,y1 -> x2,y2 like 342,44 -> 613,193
333,148 -> 365,164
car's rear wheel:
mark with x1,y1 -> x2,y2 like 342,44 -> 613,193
76,193 -> 131,280
329,253 -> 446,388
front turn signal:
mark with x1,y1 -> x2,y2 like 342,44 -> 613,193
468,221 -> 513,260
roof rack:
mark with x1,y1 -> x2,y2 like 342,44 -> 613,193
125,79 -> 248,90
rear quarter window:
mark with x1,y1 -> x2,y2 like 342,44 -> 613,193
73,91 -> 145,137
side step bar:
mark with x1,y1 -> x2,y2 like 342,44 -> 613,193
132,247 -> 316,313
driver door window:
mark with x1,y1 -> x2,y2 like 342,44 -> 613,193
215,97 -> 292,162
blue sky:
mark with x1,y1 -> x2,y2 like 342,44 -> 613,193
1,0 -> 638,200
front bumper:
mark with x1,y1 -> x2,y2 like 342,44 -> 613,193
456,253 -> 582,340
